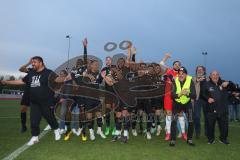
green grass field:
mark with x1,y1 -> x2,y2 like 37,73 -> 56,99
0,99 -> 240,160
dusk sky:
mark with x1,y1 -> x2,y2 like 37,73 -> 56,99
0,0 -> 239,83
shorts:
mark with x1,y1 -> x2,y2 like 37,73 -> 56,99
172,101 -> 192,114
151,97 -> 163,110
114,99 -> 131,112
141,99 -> 152,114
20,93 -> 30,106
105,86 -> 115,105
164,95 -> 173,111
136,99 -> 145,110
84,98 -> 102,112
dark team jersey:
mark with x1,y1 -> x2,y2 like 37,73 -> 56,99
83,71 -> 103,89
101,65 -> 116,92
70,66 -> 87,85
22,68 -> 33,95
22,68 -> 56,106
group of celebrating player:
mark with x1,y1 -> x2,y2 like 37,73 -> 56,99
0,38 -> 232,147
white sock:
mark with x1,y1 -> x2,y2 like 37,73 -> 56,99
178,116 -> 185,134
166,116 -> 172,134
115,130 -> 120,136
89,129 -> 94,134
123,130 -> 128,137
97,127 -> 102,132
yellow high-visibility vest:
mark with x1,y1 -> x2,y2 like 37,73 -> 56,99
175,75 -> 192,104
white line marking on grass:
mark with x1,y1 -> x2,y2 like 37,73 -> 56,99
2,130 -> 50,160
0,116 -> 19,119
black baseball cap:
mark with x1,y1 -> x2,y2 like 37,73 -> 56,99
178,67 -> 188,74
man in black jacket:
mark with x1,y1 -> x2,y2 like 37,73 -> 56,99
201,70 -> 230,145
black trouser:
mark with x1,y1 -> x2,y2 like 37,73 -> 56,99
207,111 -> 228,142
30,103 -> 58,136
171,101 -> 194,141
143,99 -> 153,132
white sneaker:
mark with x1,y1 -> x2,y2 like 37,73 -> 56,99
146,132 -> 152,140
97,128 -> 106,139
54,129 -> 61,141
89,129 -> 95,141
132,129 -> 138,137
59,129 -> 66,135
156,125 -> 162,136
177,132 -> 182,138
72,128 -> 78,135
27,136 -> 39,146
76,128 -> 82,136
44,124 -> 51,131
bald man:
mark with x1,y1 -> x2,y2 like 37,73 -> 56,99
202,70 -> 230,145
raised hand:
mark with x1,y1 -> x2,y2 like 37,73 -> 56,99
82,38 -> 88,47
27,58 -> 33,65
132,47 -> 137,55
127,42 -> 132,49
164,52 -> 172,59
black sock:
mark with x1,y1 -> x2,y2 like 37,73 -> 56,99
65,121 -> 71,133
21,112 -> 27,128
152,118 -> 156,128
156,115 -> 161,126
147,114 -> 153,132
123,116 -> 130,131
79,121 -> 83,128
82,122 -> 86,136
132,114 -> 137,130
87,120 -> 94,129
97,117 -> 103,127
106,113 -> 111,128
115,117 -> 122,131
139,115 -> 143,130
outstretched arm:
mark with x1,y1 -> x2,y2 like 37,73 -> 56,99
160,52 -> 171,66
82,38 -> 88,66
159,53 -> 172,74
0,79 -> 25,85
126,43 -> 132,67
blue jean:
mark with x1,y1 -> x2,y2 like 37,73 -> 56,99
59,99 -> 67,129
177,112 -> 188,133
71,105 -> 79,129
229,104 -> 240,121
59,100 -> 79,130
194,99 -> 208,136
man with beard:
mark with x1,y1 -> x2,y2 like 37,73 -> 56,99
110,57 -> 131,143
66,38 -> 89,141
1,56 -> 61,146
192,66 -> 208,138
82,60 -> 106,140
162,59 -> 182,141
101,56 -> 116,136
